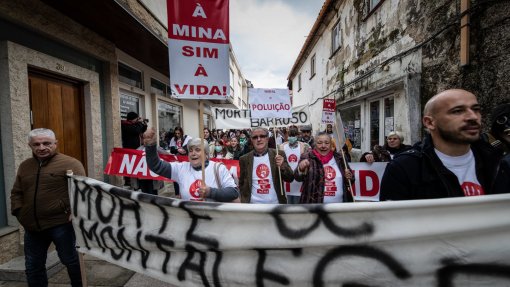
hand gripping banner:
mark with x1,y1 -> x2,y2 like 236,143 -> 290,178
69,175 -> 510,286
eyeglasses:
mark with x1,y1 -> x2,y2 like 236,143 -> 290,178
30,142 -> 54,147
251,135 -> 268,140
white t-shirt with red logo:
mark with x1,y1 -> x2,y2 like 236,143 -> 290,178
282,143 -> 302,196
170,162 -> 237,201
251,155 -> 278,204
323,157 -> 344,203
435,148 -> 485,196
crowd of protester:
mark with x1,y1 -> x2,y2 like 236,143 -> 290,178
11,89 -> 510,285
117,88 -> 510,204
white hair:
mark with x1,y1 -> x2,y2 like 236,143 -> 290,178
28,128 -> 56,142
387,131 -> 404,142
187,138 -> 210,156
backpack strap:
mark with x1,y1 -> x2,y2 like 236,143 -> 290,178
214,162 -> 225,189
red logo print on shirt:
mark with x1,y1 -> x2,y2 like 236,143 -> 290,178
256,164 -> 270,179
324,166 -> 336,181
288,154 -> 298,163
189,180 -> 203,200
461,182 -> 485,196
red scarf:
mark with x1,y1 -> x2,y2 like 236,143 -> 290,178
313,150 -> 334,164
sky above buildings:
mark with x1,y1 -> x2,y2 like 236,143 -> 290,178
230,0 -> 325,89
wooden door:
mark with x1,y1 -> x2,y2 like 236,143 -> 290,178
29,72 -> 87,170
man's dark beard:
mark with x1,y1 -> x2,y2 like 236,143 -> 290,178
437,121 -> 480,144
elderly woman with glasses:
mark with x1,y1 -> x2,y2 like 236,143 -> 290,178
144,127 -> 239,202
360,131 -> 411,163
295,132 -> 354,204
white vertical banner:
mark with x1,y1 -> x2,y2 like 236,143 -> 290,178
321,99 -> 346,150
335,110 -> 346,148
249,88 -> 292,119
167,0 -> 229,99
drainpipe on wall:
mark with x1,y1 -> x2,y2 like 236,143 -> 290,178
460,0 -> 470,66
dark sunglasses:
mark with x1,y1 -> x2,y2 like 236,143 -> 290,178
251,135 -> 268,140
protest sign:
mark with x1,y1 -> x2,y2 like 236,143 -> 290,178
211,104 -> 310,129
321,98 -> 336,124
248,88 -> 292,119
167,0 -> 229,99
70,176 -> 510,286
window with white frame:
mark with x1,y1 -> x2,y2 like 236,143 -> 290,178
118,62 -> 143,89
331,20 -> 341,54
341,105 -> 362,149
158,101 -> 182,148
151,78 -> 167,97
229,68 -> 234,90
340,95 -> 394,152
310,54 -> 316,78
203,113 -> 212,129
230,68 -> 235,99
120,91 -> 141,120
368,96 -> 394,149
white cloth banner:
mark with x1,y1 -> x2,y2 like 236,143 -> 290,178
167,0 -> 229,99
212,104 -> 310,129
248,88 -> 292,119
70,175 -> 510,287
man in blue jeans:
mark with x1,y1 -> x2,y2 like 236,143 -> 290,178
10,128 -> 85,286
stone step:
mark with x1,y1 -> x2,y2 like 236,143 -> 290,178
0,251 -> 64,282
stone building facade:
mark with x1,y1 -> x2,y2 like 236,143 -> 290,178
288,0 -> 510,160
0,0 -> 246,263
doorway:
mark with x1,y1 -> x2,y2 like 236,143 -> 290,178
28,71 -> 87,170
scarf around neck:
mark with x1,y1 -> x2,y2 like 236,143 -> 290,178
313,149 -> 334,164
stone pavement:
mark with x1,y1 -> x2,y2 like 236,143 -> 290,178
0,253 -> 176,287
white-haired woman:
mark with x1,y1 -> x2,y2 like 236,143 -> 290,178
143,127 -> 239,202
361,131 -> 411,163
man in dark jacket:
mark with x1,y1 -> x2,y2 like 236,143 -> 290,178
239,128 -> 294,204
121,111 -> 148,149
380,89 -> 504,200
11,128 -> 85,286
121,111 -> 148,187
